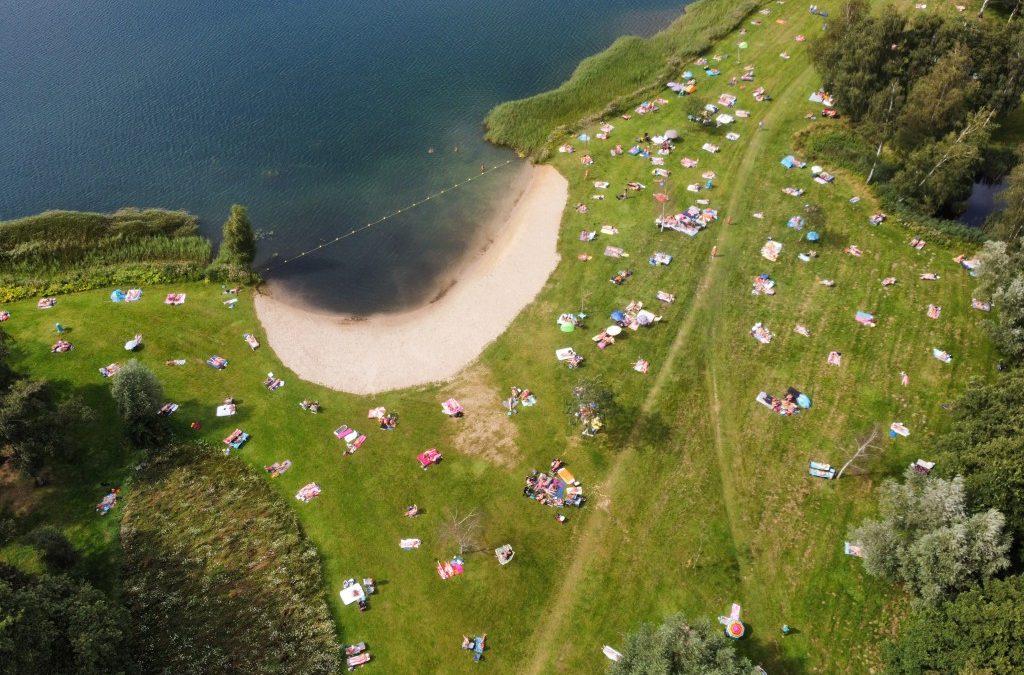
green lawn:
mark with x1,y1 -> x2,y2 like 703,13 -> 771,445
0,1 -> 1000,672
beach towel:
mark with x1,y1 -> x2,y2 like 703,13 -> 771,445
725,132 -> 740,141
0,311 -> 9,322
400,538 -> 422,550
244,333 -> 260,350
37,297 -> 56,309
333,425 -> 351,439
750,322 -> 773,344
347,654 -> 371,668
216,404 -> 236,417
794,324 -> 811,337
99,363 -> 120,378
656,290 -> 675,303
603,646 -> 624,662
701,143 -> 719,153
207,355 -> 228,369
681,157 -> 698,168
265,460 -> 292,477
604,245 -> 627,258
855,311 -> 876,327
972,298 -> 991,311
890,422 -> 910,437
295,482 -> 321,502
164,293 -> 186,305
417,448 -> 442,469
844,542 -> 865,557
827,351 -> 842,366
125,288 -> 142,302
932,348 -> 952,363
927,304 -> 941,320
809,461 -> 836,479
633,359 -> 650,374
761,240 -> 782,262
157,402 -> 179,416
96,491 -> 118,515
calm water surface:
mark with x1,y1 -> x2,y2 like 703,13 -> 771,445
1,0 -> 689,313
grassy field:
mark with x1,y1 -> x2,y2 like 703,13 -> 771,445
0,0 -> 1003,672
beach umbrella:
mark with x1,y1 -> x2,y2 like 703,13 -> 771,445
610,310 -> 625,322
665,129 -> 679,140
651,135 -> 665,144
738,41 -> 749,49
606,325 -> 623,336
577,133 -> 591,142
125,336 -> 141,351
654,193 -> 669,203
797,393 -> 812,409
725,620 -> 745,639
560,322 -> 575,333
806,231 -> 820,242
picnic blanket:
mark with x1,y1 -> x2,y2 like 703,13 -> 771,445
400,538 -> 422,550
437,557 -> 465,579
855,311 -> 876,327
441,398 -> 464,416
216,403 -> 236,417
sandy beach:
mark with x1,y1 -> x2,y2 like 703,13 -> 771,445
254,164 -> 568,394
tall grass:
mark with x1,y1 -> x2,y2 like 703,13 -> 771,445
121,442 -> 340,674
0,209 -> 213,302
484,0 -> 758,158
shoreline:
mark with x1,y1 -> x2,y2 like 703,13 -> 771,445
254,164 -> 568,394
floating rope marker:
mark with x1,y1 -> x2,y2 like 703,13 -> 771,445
260,158 -> 516,274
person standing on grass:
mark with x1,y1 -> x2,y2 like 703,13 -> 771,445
711,246 -> 718,259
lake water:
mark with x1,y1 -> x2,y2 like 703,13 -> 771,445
1,0 -> 688,313
958,180 -> 1007,229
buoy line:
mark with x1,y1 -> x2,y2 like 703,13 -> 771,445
260,159 -> 515,274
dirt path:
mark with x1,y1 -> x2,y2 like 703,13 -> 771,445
523,65 -> 818,675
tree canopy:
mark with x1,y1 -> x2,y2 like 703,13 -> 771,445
610,613 -> 756,675
884,575 -> 1024,673
216,204 -> 257,267
0,565 -> 128,675
849,467 -> 1011,605
110,359 -> 167,447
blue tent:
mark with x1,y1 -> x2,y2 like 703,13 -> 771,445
806,231 -> 820,242
780,155 -> 796,169
577,133 -> 591,142
110,289 -> 126,303
610,310 -> 625,322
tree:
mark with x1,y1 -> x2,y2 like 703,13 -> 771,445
987,148 -> 1024,246
890,109 -> 996,215
849,468 -> 1011,605
610,613 -> 756,675
836,426 -> 882,479
0,564 -> 128,674
439,508 -> 484,556
977,240 -> 1024,360
110,359 -> 167,447
937,370 -> 1024,551
892,45 -> 980,154
216,204 -> 256,267
809,1 -> 901,122
884,575 -> 1024,672
0,378 -> 91,481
